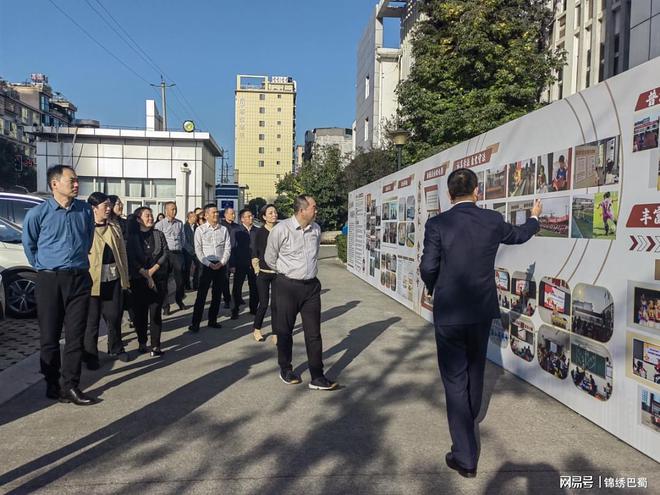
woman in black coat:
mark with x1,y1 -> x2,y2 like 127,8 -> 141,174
251,204 -> 279,343
127,206 -> 169,357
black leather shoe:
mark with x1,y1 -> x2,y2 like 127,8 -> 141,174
230,311 -> 239,320
445,453 -> 476,478
163,305 -> 171,316
86,358 -> 100,371
208,321 -> 222,329
62,388 -> 97,406
46,383 -> 61,400
188,325 -> 200,333
138,344 -> 149,354
177,303 -> 187,311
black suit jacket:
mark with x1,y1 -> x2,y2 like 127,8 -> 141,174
419,202 -> 539,326
228,224 -> 254,269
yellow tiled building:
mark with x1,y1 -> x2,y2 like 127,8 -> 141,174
234,75 -> 296,201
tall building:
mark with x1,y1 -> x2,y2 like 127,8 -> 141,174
304,127 -> 353,163
294,144 -> 304,174
628,0 -> 660,69
35,100 -> 221,218
234,74 -> 296,201
355,0 -> 421,151
0,73 -> 77,169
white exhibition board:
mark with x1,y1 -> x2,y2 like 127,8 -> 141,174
347,57 -> 660,461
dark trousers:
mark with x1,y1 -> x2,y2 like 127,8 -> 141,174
254,271 -> 277,330
183,251 -> 194,290
131,276 -> 167,348
232,265 -> 258,313
221,268 -> 231,304
273,275 -> 324,379
434,320 -> 491,471
84,279 -> 124,358
166,251 -> 185,306
191,265 -> 227,329
36,270 -> 92,390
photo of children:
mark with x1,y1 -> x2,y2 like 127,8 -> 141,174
538,277 -> 571,330
537,149 -> 572,192
495,268 -> 511,309
628,334 -> 660,387
592,191 -> 618,239
538,325 -> 570,379
570,335 -> 613,401
510,314 -> 535,362
537,195 -> 570,238
510,272 -> 537,316
632,285 -> 660,330
406,195 -> 415,220
633,116 -> 659,152
571,195 -> 594,238
490,311 -> 510,348
572,283 -> 614,343
639,387 -> 660,433
508,158 -> 536,196
485,163 -> 507,199
573,136 -> 619,189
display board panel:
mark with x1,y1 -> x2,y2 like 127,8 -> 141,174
347,57 -> 660,461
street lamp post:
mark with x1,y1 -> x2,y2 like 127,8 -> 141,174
390,128 -> 410,171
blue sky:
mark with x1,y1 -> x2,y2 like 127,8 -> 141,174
0,0 -> 399,169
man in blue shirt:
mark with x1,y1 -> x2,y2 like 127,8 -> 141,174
23,165 -> 97,406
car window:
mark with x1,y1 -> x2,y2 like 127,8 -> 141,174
0,199 -> 9,221
12,200 -> 39,226
0,222 -> 22,243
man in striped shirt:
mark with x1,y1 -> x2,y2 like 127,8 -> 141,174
189,204 -> 231,332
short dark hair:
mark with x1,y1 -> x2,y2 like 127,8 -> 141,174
46,165 -> 75,190
163,201 -> 176,209
294,195 -> 313,213
447,169 -> 478,200
238,208 -> 252,218
259,203 -> 277,222
87,191 -> 109,207
204,203 -> 218,214
107,195 -> 120,208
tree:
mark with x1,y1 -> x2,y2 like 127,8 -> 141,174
397,0 -> 565,163
344,148 -> 398,192
247,196 -> 267,217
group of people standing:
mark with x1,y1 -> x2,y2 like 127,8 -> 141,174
22,165 -> 337,407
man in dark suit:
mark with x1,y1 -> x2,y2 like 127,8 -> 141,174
229,208 -> 259,319
183,211 -> 197,290
221,207 -> 240,308
420,168 -> 541,478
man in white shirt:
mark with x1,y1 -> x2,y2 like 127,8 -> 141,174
265,194 -> 337,390
155,202 -> 186,315
189,204 -> 231,332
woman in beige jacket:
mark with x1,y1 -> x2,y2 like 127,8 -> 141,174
83,192 -> 131,369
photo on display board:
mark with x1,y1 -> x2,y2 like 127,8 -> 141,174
406,195 -> 415,220
638,386 -> 660,434
570,335 -> 613,401
366,194 -> 372,213
633,115 -> 659,152
571,195 -> 594,238
397,222 -> 406,246
382,203 -> 389,221
374,251 -> 380,270
538,277 -> 572,330
593,191 -> 619,239
390,271 -> 397,292
495,268 -> 511,309
391,254 -> 397,273
573,136 -> 620,189
424,185 -> 440,218
406,222 -> 415,248
571,283 -> 614,343
490,310 -> 510,348
627,332 -> 660,389
629,282 -> 660,332
537,149 -> 572,192
486,163 -> 507,199
369,256 -> 375,277
538,325 -> 570,379
508,158 -> 536,197
389,222 -> 398,244
493,202 -> 507,220
390,202 -> 398,221
421,286 -> 433,311
657,154 -> 660,190
537,195 -> 570,238
477,171 -> 485,201
508,200 -> 534,227
509,313 -> 535,362
510,271 -> 537,316
399,197 -> 406,221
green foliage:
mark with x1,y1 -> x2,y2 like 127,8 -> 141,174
343,148 -> 398,192
274,193 -> 294,219
398,0 -> 565,163
335,233 -> 347,263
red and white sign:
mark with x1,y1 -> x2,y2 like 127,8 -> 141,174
398,175 -> 414,189
452,148 -> 493,170
626,204 -> 660,228
382,181 -> 396,194
635,87 -> 660,111
424,162 -> 449,181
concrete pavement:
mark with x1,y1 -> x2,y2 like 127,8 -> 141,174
0,256 -> 657,494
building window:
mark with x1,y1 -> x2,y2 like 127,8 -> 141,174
78,177 -> 95,197
277,94 -> 281,99
364,118 -> 369,141
277,120 -> 281,125
105,178 -> 122,196
574,3 -> 581,29
277,107 -> 281,112
126,179 -> 144,197
365,75 -> 370,99
276,134 -> 281,138
598,42 -> 605,81
259,134 -> 265,140
276,147 -> 281,152
258,160 -> 265,167
259,107 -> 265,114
258,147 -> 265,153
259,121 -> 265,127
276,160 -> 281,165
39,94 -> 49,112
153,179 -> 176,197
259,94 -> 265,100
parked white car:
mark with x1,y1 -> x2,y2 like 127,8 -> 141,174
0,218 -> 36,318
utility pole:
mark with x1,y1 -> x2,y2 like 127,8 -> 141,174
151,76 -> 175,130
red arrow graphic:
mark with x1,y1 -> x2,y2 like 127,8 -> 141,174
630,235 -> 639,250
647,236 -> 656,252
